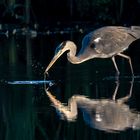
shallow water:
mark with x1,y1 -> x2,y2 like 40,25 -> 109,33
0,32 -> 140,140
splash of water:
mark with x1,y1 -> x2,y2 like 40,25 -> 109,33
7,80 -> 54,85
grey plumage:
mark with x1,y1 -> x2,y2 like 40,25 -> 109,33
79,26 -> 140,58
45,26 -> 140,75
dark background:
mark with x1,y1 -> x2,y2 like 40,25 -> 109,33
0,0 -> 140,28
0,1 -> 140,140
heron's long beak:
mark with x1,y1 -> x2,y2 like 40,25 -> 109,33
45,52 -> 62,74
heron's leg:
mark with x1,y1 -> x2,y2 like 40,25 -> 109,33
112,80 -> 119,101
117,53 -> 134,76
111,56 -> 120,76
117,78 -> 134,104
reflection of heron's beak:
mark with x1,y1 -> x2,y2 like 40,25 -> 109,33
45,52 -> 62,74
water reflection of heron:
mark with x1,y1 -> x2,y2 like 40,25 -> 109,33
45,80 -> 140,132
45,26 -> 140,76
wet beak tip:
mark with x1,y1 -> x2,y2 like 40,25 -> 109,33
45,70 -> 49,75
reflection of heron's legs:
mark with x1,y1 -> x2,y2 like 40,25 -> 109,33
117,53 -> 134,76
112,81 -> 119,101
117,78 -> 134,104
112,56 -> 120,76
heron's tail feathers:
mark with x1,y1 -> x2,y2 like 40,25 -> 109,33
130,26 -> 140,39
131,26 -> 140,30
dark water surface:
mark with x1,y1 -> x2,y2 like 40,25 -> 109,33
0,32 -> 140,140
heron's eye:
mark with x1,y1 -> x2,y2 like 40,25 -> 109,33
90,43 -> 96,49
91,110 -> 96,116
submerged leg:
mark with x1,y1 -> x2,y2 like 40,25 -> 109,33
117,53 -> 134,76
112,56 -> 120,76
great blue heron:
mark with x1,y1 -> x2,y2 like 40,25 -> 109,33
45,80 -> 140,132
45,26 -> 140,76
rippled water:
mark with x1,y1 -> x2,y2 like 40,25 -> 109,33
0,33 -> 140,140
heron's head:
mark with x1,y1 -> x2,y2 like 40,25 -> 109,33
45,41 -> 72,73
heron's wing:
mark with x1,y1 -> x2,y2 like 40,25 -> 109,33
79,26 -> 139,59
92,27 -> 137,55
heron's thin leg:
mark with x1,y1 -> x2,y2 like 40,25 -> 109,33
117,78 -> 134,104
112,56 -> 120,76
112,80 -> 119,101
117,53 -> 134,76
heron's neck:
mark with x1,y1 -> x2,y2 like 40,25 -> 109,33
67,43 -> 81,64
